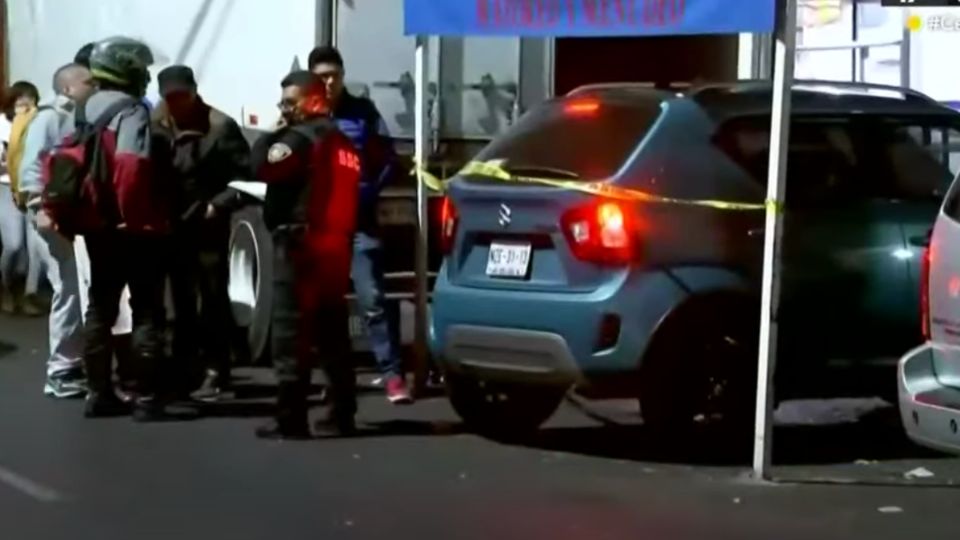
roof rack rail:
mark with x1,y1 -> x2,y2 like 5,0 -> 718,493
567,81 -> 691,96
689,79 -> 938,104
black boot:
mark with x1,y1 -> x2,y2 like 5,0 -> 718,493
84,391 -> 130,418
256,382 -> 311,440
313,411 -> 357,438
84,351 -> 127,418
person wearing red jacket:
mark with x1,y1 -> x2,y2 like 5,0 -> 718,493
253,71 -> 361,440
62,37 -> 175,421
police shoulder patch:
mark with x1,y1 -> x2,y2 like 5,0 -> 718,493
267,143 -> 293,163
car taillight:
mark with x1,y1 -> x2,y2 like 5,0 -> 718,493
921,245 -> 931,341
561,200 -> 636,265
440,196 -> 459,255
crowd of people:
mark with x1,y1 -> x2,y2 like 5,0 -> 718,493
0,36 -> 413,439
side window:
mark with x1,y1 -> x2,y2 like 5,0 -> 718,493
864,121 -> 958,202
713,118 -> 862,208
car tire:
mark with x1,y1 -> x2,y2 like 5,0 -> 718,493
640,297 -> 758,444
227,205 -> 274,364
445,372 -> 566,438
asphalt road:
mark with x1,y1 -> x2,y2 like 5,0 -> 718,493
2,313 -> 960,540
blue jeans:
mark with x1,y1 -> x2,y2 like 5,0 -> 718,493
27,208 -> 85,378
0,183 -> 44,295
352,232 -> 400,378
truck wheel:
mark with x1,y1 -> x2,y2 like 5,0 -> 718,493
640,298 -> 757,443
445,373 -> 565,438
228,205 -> 273,364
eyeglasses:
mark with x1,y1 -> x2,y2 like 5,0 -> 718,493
277,99 -> 297,110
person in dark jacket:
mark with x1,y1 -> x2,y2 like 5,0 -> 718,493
152,65 -> 250,402
309,46 -> 411,405
253,71 -> 361,440
64,37 -> 176,421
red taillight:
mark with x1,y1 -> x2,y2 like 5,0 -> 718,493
564,99 -> 600,115
921,245 -> 932,341
561,201 -> 636,265
440,196 -> 459,255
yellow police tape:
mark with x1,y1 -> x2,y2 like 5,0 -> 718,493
413,159 -> 780,212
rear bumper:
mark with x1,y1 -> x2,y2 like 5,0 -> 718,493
430,268 -> 688,384
898,343 -> 960,455
443,325 -> 582,386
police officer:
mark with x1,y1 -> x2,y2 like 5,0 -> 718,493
253,71 -> 361,439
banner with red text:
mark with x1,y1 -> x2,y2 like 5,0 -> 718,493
404,0 -> 776,36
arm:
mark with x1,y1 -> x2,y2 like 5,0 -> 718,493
360,105 -> 397,201
209,119 -> 252,212
251,130 -> 309,184
17,109 -> 59,209
113,104 -> 161,230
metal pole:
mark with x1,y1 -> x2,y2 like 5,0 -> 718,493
315,0 -> 336,47
413,35 -> 431,396
753,0 -> 796,481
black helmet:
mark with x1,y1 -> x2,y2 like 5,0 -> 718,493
88,36 -> 155,96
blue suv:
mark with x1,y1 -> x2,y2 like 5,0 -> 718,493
430,80 -> 960,436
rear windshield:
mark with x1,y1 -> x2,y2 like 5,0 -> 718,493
472,97 -> 664,181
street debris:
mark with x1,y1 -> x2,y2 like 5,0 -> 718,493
352,454 -> 361,460
854,459 -> 877,466
904,467 -> 935,479
733,497 -> 742,504
878,506 -> 903,514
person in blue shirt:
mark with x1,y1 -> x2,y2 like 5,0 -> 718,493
309,46 -> 412,405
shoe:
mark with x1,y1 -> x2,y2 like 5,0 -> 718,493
386,375 -> 413,405
0,294 -> 14,315
44,374 -> 88,399
84,392 -> 131,418
21,294 -> 46,317
313,414 -> 357,438
255,419 -> 312,440
132,397 -> 200,423
191,371 -> 234,403
256,381 -> 310,440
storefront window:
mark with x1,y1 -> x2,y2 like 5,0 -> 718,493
795,0 -> 905,86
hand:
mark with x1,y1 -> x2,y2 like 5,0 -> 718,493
205,203 -> 217,219
35,209 -> 56,231
14,191 -> 29,212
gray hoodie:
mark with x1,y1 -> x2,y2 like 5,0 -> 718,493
16,95 -> 73,208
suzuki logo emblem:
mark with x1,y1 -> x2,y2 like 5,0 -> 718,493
498,203 -> 512,227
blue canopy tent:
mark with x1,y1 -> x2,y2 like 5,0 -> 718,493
403,0 -> 797,479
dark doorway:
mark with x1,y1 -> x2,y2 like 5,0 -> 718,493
553,35 -> 739,96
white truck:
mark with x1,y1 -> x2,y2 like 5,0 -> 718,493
2,0 -> 740,363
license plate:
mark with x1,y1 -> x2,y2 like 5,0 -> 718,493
486,242 -> 532,278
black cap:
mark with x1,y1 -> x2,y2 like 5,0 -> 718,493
158,65 -> 197,96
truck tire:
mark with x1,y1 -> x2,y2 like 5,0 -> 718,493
445,372 -> 565,438
228,205 -> 273,364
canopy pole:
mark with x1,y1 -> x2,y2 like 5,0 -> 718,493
412,34 -> 431,396
753,0 -> 796,481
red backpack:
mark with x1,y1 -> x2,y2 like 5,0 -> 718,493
41,97 -> 141,236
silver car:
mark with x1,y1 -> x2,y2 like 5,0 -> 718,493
900,156 -> 960,454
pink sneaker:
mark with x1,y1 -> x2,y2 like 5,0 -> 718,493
386,376 -> 413,405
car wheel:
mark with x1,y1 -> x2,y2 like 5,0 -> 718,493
228,205 -> 274,364
640,298 -> 758,442
445,372 -> 566,438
